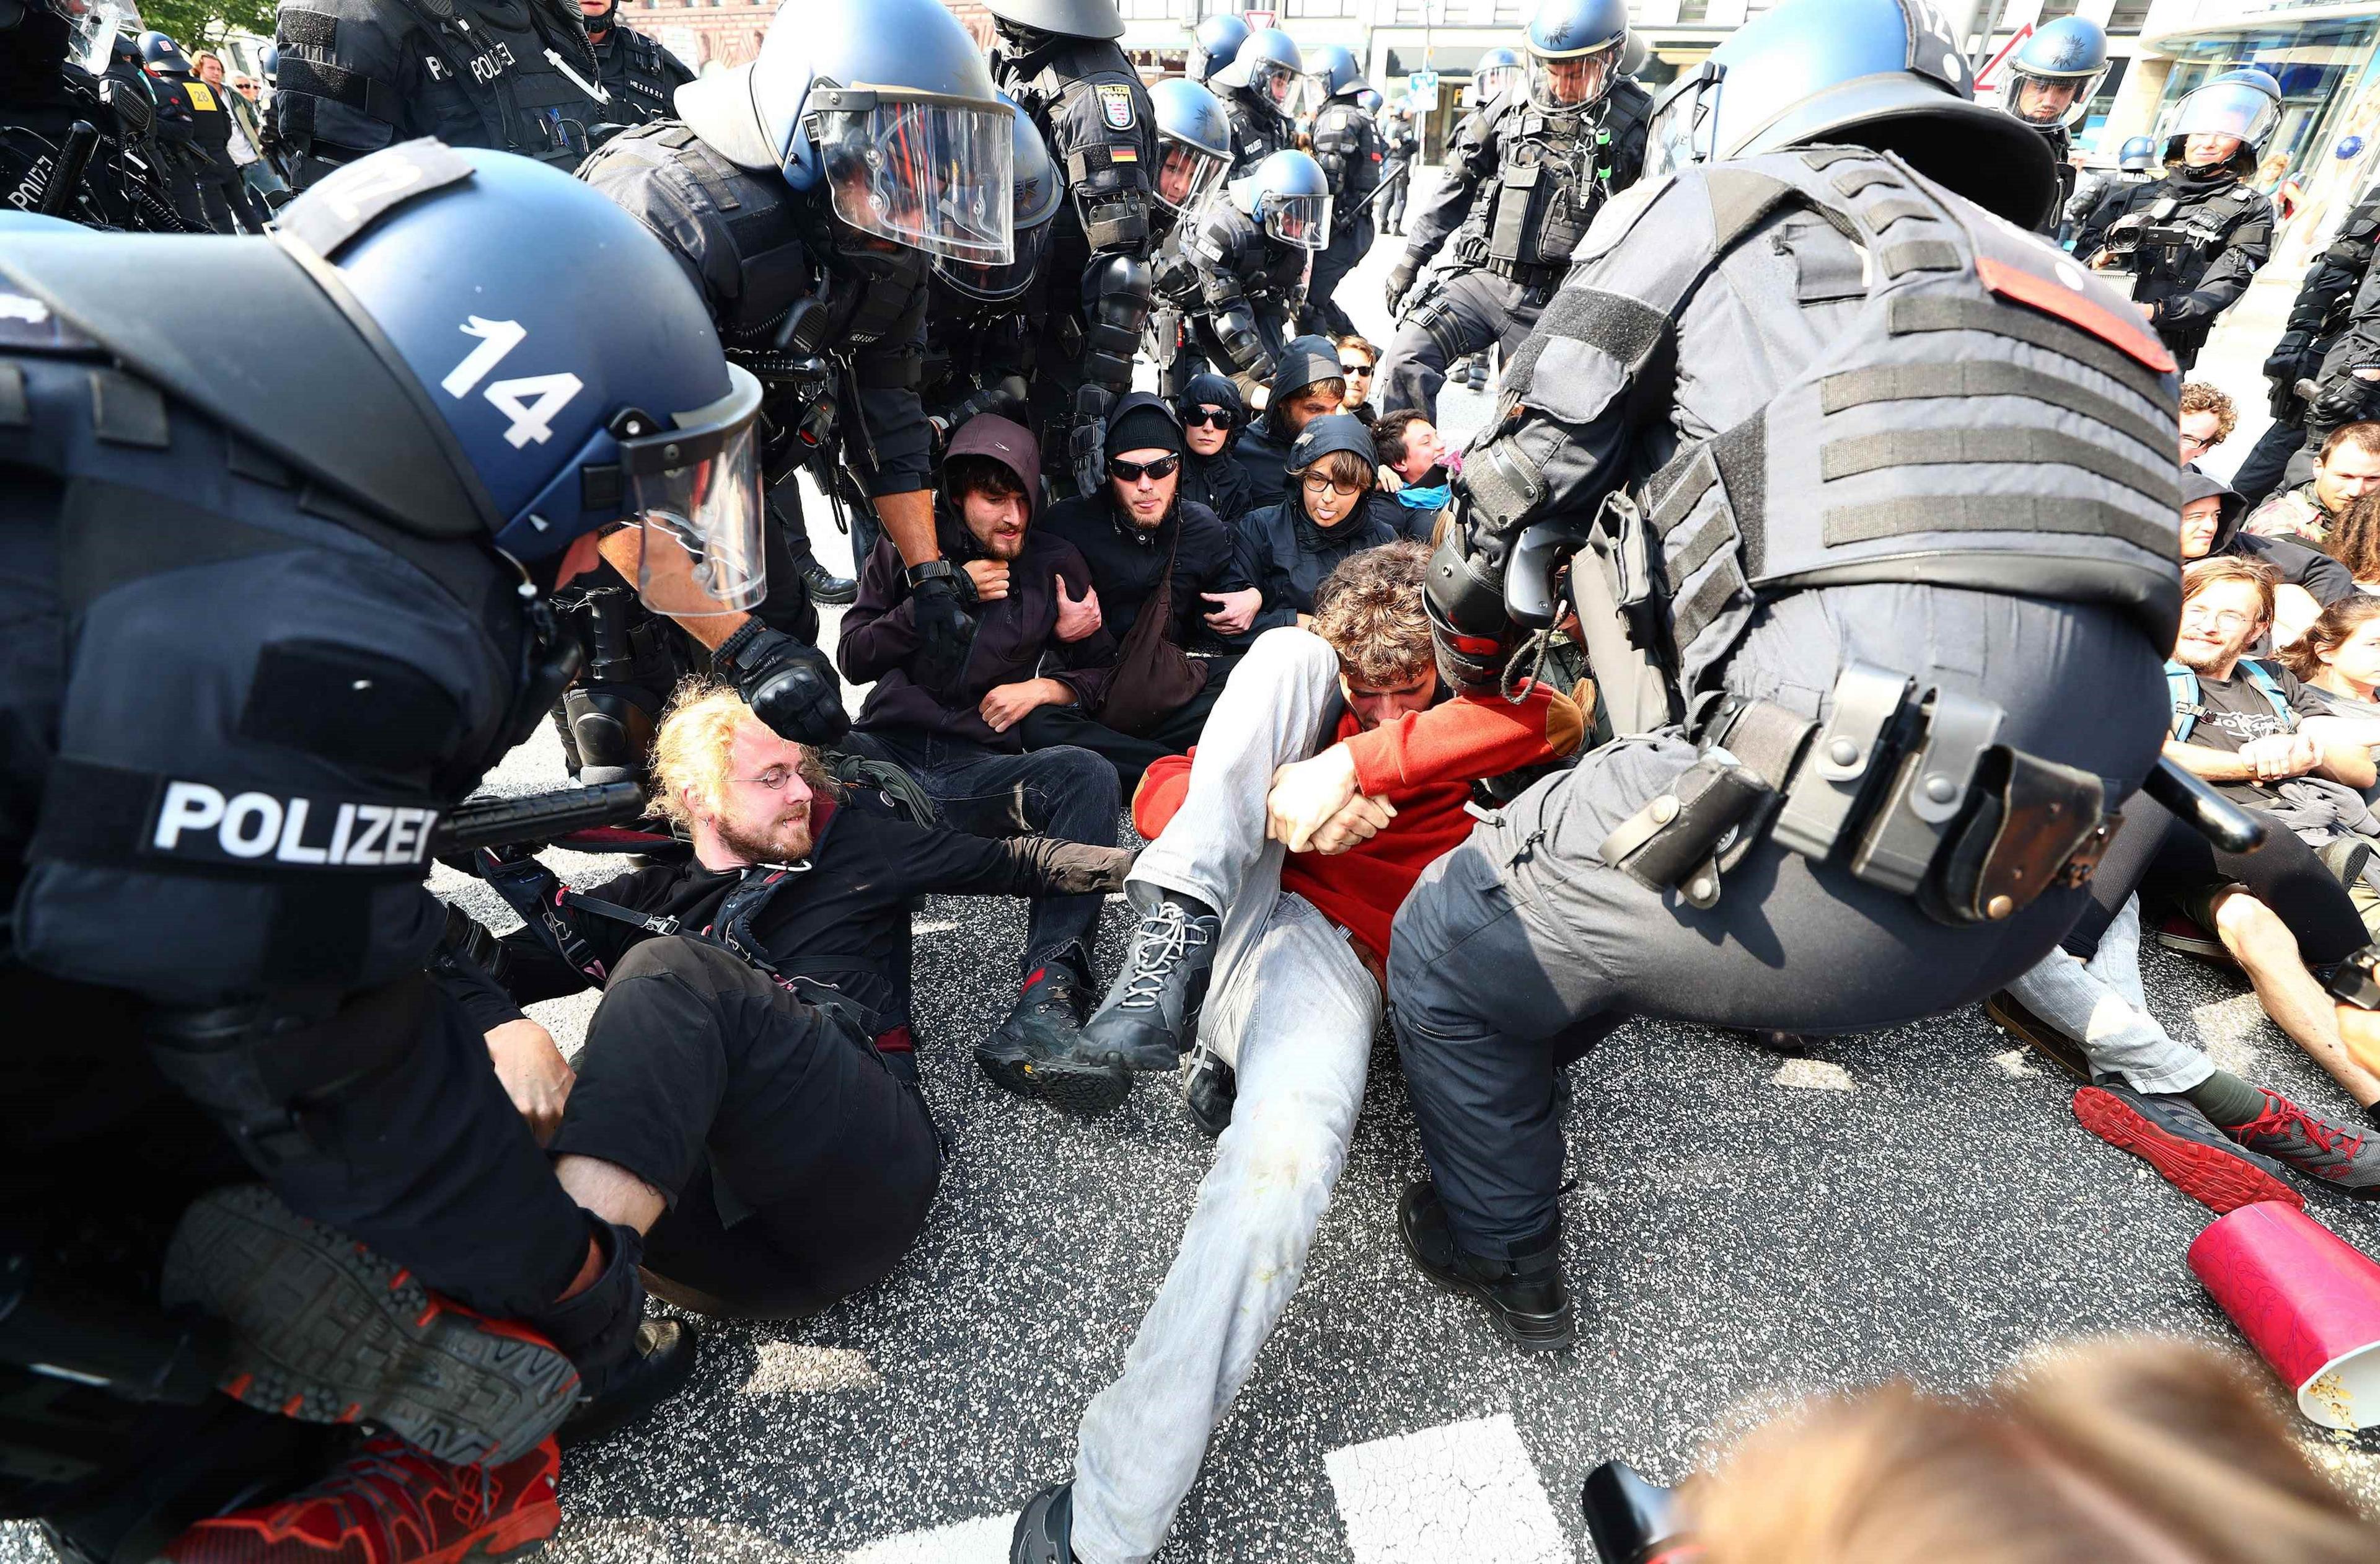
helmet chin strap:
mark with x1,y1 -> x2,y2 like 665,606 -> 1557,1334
583,0 -> 614,37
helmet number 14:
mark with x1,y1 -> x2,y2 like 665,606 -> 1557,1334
440,316 -> 584,449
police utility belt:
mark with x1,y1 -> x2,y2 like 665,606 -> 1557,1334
1595,663 -> 2115,926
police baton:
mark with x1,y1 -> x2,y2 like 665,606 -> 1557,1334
2143,757 -> 2268,854
431,779 -> 650,859
37,121 -> 100,218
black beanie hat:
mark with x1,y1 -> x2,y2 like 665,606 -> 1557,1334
1106,392 -> 1183,461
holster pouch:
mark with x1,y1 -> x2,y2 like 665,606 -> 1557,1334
1914,748 -> 2110,927
2328,944 -> 2380,1010
1598,756 -> 1774,909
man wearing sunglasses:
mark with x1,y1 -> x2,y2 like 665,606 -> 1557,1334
1334,334 -> 1380,425
1174,374 -> 1257,524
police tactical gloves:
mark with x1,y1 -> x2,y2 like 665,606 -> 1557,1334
1385,255 -> 1419,319
904,562 -> 979,691
712,621 -> 851,748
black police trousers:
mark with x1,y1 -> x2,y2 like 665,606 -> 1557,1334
1302,214 -> 1372,340
1378,267 -> 1543,421
549,937 -> 941,1320
1387,584 -> 2169,1260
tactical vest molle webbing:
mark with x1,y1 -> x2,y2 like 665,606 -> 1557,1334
606,121 -> 811,347
1313,102 -> 1380,202
1498,148 -> 2182,699
1000,41 -> 1152,256
1467,100 -> 1603,278
596,25 -> 681,127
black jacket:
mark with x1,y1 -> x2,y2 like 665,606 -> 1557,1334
463,797 -> 1131,1039
1181,446 -> 1255,524
1233,498 -> 1395,635
2076,169 -> 2273,359
2193,468 -> 2356,607
1038,492 -> 1250,702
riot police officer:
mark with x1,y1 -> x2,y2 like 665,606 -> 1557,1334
141,30 -> 251,231
1379,98 -> 1420,236
2076,68 -> 2280,374
1380,0 -> 2176,1346
1302,44 -> 1385,338
1378,0 -> 1652,420
1997,13 -> 2109,234
2235,179 -> 2380,506
0,1 -> 193,230
1142,74 -> 1237,394
1211,25 -> 1303,177
2,145 -> 712,1554
925,97 -> 1064,440
1474,43 -> 1525,105
270,0 -> 605,189
578,0 -> 690,138
985,0 -> 1160,499
123,29 -> 214,230
575,0 -> 992,767
1188,10 -> 1248,89
1153,148 -> 1328,400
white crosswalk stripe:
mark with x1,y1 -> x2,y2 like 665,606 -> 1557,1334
842,1512 -> 1013,1563
1324,1413 -> 1572,1564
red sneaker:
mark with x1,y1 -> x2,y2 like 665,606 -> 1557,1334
2073,1084 -> 2305,1215
2224,1089 -> 2380,1201
163,1436 -> 560,1564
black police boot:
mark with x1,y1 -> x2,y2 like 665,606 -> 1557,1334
1010,1480 -> 1080,1563
1180,1043 -> 1236,1139
1396,1181 -> 1574,1352
974,961 -> 1130,1113
1078,881 -> 1220,1073
557,1317 -> 699,1448
159,1185 -> 581,1465
798,554 -> 858,606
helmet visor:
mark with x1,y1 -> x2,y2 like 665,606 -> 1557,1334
53,0 -> 125,74
1251,60 -> 1298,112
1476,64 -> 1523,104
2163,79 -> 2280,151
808,87 -> 1015,265
2006,65 -> 2102,128
1265,190 -> 1331,250
1154,136 -> 1231,213
1531,43 -> 1618,110
933,211 -> 1056,303
1643,65 -> 1719,183
626,366 -> 767,617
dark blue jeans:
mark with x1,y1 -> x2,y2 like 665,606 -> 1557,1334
839,726 -> 1119,982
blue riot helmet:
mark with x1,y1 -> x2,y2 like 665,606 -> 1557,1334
1644,0 -> 2055,228
1214,27 -> 1305,116
1356,86 -> 1383,113
2002,14 -> 2108,130
936,95 -> 1062,304
673,0 -> 1013,265
1148,76 -> 1233,214
1526,0 -> 1628,110
1307,43 -> 1364,102
301,145 -> 766,612
2118,134 -> 2157,173
2161,67 -> 2282,176
1619,29 -> 1649,79
1230,148 -> 1331,250
136,27 -> 190,76
259,41 -> 277,80
1474,45 -> 1525,105
1191,12 -> 1250,87
982,0 -> 1124,42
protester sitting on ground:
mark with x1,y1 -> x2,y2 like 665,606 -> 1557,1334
2318,490 -> 2380,594
1232,335 -> 1352,503
2181,379 -> 2237,468
1229,415 -> 1394,640
1174,373 -> 1256,524
450,686 -> 1133,1317
1988,891 -> 2380,1211
2181,467 -> 2349,646
2050,557 -> 2380,1122
1679,1336 -> 2380,1564
2286,593 -> 2380,722
2245,420 -> 2380,545
1008,544 -> 1582,1564
1028,394 -> 1261,793
834,415 -> 1127,1088
1370,407 -> 1455,543
1333,333 -> 1379,425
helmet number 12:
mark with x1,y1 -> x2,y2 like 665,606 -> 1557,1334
440,316 -> 584,449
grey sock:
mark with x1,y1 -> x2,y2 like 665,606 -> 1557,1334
2184,1069 -> 2268,1129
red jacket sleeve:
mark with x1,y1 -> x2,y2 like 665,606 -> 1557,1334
1130,749 -> 1196,841
1341,682 -> 1583,797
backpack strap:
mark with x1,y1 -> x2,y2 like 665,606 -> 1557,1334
2244,658 -> 2296,727
2166,658 -> 2198,741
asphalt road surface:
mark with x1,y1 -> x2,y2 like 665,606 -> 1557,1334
11,174 -> 2380,1564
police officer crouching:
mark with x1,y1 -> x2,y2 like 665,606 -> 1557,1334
1377,0 -> 1651,421
575,0 -> 999,765
1390,0 -> 2180,1350
1,146 -> 724,1557
271,0 -> 606,189
2076,68 -> 2280,374
577,0 -> 690,138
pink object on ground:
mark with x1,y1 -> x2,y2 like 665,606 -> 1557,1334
2188,1201 -> 2380,1430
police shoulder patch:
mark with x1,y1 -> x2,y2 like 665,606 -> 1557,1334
1097,82 -> 1136,131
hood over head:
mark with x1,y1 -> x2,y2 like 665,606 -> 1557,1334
945,412 -> 1042,522
2182,465 -> 2245,552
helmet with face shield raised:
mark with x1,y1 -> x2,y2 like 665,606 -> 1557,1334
1149,76 -> 1233,217
671,0 -> 1014,268
1230,148 -> 1331,250
1214,26 -> 1306,118
1474,45 -> 1525,106
283,144 -> 770,617
934,94 -> 1062,306
2001,14 -> 2109,131
11,0 -> 126,76
1191,12 -> 1251,87
1525,0 -> 1628,111
1306,43 -> 1364,103
2159,67 -> 2282,177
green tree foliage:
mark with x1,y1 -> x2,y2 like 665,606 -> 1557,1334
132,0 -> 277,51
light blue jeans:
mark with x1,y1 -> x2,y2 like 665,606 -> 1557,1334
1070,629 -> 1383,1564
